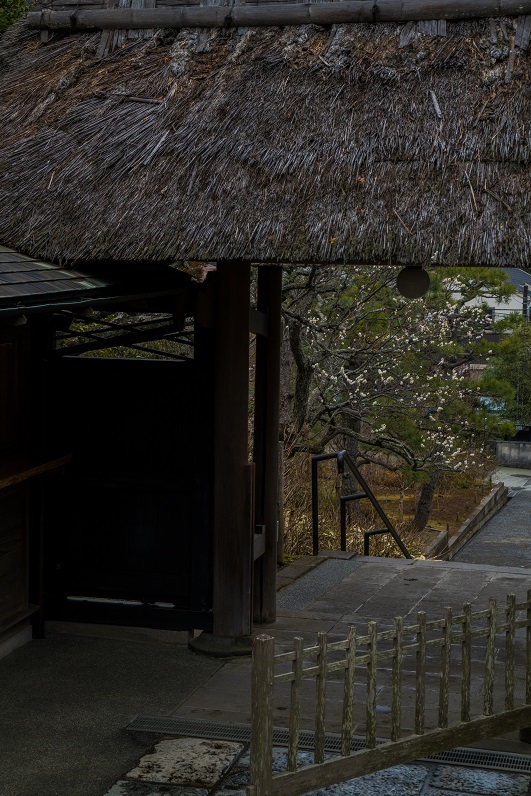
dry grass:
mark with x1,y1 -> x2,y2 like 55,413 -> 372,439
0,19 -> 530,266
282,451 -> 493,559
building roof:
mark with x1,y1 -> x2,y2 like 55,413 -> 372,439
0,246 -> 110,314
0,246 -> 193,316
504,267 -> 531,291
0,14 -> 530,267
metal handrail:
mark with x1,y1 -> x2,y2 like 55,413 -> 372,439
311,450 -> 411,558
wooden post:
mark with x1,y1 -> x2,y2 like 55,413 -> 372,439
484,598 -> 497,717
288,637 -> 303,772
506,594 -> 516,711
438,606 -> 452,729
526,589 -> 531,705
341,626 -> 357,756
461,603 -> 471,723
277,442 -> 285,566
391,616 -> 403,742
366,622 -> 378,749
415,612 -> 426,735
520,590 -> 531,743
253,266 -> 283,624
249,634 -> 275,796
315,632 -> 328,764
212,261 -> 253,640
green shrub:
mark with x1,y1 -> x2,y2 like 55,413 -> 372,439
0,0 -> 27,36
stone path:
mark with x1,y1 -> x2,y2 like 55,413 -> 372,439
101,742 -> 531,796
5,466 -> 531,796
0,631 -> 221,796
455,468 -> 531,568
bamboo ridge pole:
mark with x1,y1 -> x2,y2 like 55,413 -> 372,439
26,0 -> 531,31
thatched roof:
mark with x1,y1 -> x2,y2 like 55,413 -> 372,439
0,15 -> 530,267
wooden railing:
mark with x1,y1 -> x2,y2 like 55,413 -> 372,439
247,592 -> 531,796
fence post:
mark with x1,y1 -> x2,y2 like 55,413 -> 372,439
484,598 -> 496,717
461,603 -> 471,723
391,616 -> 403,742
506,594 -> 516,711
520,589 -> 531,743
250,634 -> 275,796
341,626 -> 357,756
315,632 -> 328,764
438,606 -> 452,729
366,621 -> 378,749
415,612 -> 426,735
288,637 -> 303,771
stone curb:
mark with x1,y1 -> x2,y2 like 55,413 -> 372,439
425,483 -> 509,561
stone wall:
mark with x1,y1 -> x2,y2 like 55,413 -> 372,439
496,441 -> 531,468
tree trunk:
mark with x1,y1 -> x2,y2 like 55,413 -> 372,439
340,416 -> 361,498
411,471 -> 440,532
288,320 -> 313,433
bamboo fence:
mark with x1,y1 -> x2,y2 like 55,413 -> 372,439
248,591 -> 531,796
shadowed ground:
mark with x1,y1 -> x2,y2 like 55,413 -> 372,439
0,631 -> 221,796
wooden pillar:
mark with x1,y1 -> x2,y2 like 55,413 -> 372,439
212,261 -> 253,639
253,266 -> 283,624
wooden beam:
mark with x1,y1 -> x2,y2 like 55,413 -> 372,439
253,266 -> 282,624
212,261 -> 253,639
270,705 -> 531,796
0,454 -> 72,491
27,0 -> 531,30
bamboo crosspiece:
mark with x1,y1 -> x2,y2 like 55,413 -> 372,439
248,592 -> 531,796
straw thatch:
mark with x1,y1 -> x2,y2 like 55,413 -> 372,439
0,16 -> 530,266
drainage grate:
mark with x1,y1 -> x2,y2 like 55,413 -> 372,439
126,716 -> 531,774
420,746 -> 531,772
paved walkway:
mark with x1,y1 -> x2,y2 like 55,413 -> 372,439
4,467 -> 531,796
455,467 -> 531,568
107,555 -> 531,796
0,629 -> 221,796
176,555 -> 531,734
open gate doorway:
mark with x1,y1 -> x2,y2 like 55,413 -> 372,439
42,314 -> 215,633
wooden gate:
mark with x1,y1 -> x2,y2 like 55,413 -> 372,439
43,355 -> 213,630
248,591 -> 531,796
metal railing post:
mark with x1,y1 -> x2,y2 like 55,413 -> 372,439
312,457 -> 319,555
340,497 -> 347,552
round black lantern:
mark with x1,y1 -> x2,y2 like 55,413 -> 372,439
396,266 -> 430,299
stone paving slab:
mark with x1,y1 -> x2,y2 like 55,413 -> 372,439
104,783 -> 209,796
126,739 -> 244,788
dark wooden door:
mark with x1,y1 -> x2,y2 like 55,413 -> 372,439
43,356 -> 213,630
